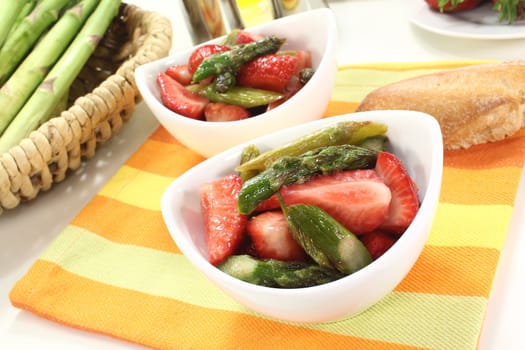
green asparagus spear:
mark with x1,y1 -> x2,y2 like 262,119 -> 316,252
221,28 -> 240,46
192,35 -> 285,86
275,193 -> 332,269
240,144 -> 261,163
235,121 -> 388,173
0,0 -> 74,86
5,1 -> 38,39
218,254 -> 345,288
358,135 -> 389,152
0,0 -> 101,135
237,144 -> 378,215
18,1 -> 39,19
282,203 -> 372,274
0,1 -> 28,51
239,144 -> 261,181
0,0 -> 121,153
187,83 -> 284,108
214,70 -> 236,93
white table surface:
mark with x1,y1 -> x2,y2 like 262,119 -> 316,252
2,0 -> 525,348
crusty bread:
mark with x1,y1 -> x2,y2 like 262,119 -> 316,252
356,60 -> 525,149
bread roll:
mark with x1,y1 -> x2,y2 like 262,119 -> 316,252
356,60 -> 525,149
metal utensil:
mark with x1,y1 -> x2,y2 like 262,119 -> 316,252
181,0 -> 329,44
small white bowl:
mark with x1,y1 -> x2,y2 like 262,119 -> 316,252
135,8 -> 337,158
161,110 -> 443,323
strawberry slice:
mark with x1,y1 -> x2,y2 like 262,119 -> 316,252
255,169 -> 381,211
262,51 -> 312,110
157,72 -> 209,120
200,174 -> 247,265
246,210 -> 307,262
204,102 -> 251,122
188,44 -> 231,75
375,151 -> 420,235
237,54 -> 299,93
360,231 -> 397,260
234,30 -> 264,44
255,169 -> 391,235
283,181 -> 391,235
288,50 -> 312,76
165,64 -> 193,86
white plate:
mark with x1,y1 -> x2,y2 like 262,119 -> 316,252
407,0 -> 525,39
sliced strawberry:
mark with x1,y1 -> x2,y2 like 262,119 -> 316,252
360,231 -> 397,260
156,72 -> 209,120
234,30 -> 264,44
286,181 -> 391,235
200,174 -> 247,265
287,50 -> 312,76
264,50 -> 312,110
246,211 -> 307,262
204,102 -> 251,122
375,151 -> 420,235
188,44 -> 231,75
165,64 -> 192,86
255,169 -> 391,235
255,169 -> 381,211
237,54 -> 299,93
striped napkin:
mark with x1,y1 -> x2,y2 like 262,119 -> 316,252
10,61 -> 525,350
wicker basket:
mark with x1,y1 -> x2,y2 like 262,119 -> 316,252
0,3 -> 172,214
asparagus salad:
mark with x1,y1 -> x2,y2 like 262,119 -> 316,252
199,121 -> 421,288
0,0 -> 121,153
156,29 -> 314,122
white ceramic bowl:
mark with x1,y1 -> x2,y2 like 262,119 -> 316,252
161,110 -> 443,323
135,8 -> 337,158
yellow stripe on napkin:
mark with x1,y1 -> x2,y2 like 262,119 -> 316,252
98,165 -> 172,211
428,203 -> 511,249
10,61 -> 525,350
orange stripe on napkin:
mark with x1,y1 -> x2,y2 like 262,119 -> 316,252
71,196 -> 180,253
323,101 -> 358,117
127,138 -> 204,178
396,246 -> 498,297
440,166 -> 522,205
444,129 -> 525,169
149,125 -> 183,143
10,260 -> 419,350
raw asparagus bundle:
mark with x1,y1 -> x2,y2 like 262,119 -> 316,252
0,0 -> 121,153
0,0 -> 74,85
5,1 -> 39,43
0,2 -> 28,50
0,0 -> 101,135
